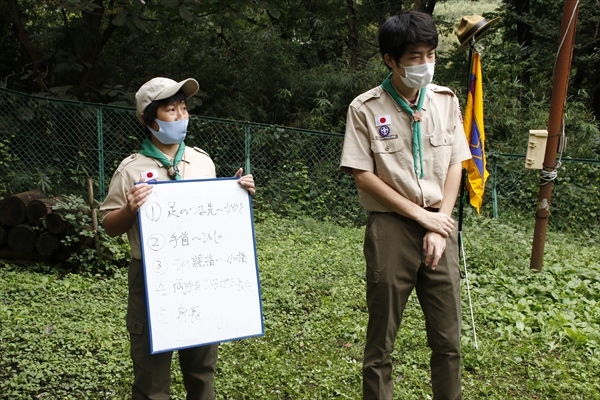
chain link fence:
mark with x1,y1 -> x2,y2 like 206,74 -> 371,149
481,153 -> 600,231
1,87 -> 599,230
0,88 -> 365,226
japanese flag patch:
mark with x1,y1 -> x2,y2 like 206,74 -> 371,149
375,114 -> 392,126
140,169 -> 158,182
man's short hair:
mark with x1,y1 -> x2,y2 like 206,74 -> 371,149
378,11 -> 438,63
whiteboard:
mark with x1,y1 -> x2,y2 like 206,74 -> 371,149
138,177 -> 263,354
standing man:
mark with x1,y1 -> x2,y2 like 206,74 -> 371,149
340,11 -> 471,400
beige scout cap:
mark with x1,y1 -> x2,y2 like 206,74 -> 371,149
456,15 -> 501,52
135,77 -> 199,122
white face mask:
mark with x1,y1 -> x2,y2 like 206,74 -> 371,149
396,62 -> 435,89
147,119 -> 188,144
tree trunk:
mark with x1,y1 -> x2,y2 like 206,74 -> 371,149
36,231 -> 60,256
46,212 -> 71,235
416,0 -> 436,15
26,197 -> 63,226
0,190 -> 47,227
369,0 -> 403,26
0,226 -> 7,246
7,224 -> 37,254
512,0 -> 532,87
346,0 -> 360,69
6,0 -> 44,92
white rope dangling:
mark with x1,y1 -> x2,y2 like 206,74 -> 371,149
460,230 -> 478,349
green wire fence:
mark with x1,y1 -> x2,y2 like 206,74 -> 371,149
1,87 -> 599,230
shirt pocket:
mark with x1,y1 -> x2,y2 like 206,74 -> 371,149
429,129 -> 454,178
126,314 -> 144,335
370,137 -> 407,183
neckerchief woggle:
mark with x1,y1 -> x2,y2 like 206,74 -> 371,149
138,137 -> 185,180
380,73 -> 426,179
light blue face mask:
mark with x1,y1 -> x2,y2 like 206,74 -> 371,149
147,119 -> 188,144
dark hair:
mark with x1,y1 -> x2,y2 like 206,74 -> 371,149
378,11 -> 438,65
142,89 -> 187,135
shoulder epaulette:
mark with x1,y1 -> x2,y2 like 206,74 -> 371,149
193,147 -> 210,157
116,153 -> 138,172
351,87 -> 383,108
429,84 -> 456,96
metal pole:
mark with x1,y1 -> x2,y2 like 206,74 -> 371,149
530,0 -> 580,271
458,46 -> 473,235
459,46 -> 478,348
97,107 -> 105,199
244,125 -> 251,175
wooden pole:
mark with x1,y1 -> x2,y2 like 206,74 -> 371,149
87,178 -> 101,256
530,0 -> 580,271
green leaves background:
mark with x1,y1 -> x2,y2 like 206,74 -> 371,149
1,212 -> 598,399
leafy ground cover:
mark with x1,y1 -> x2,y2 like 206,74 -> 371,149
1,212 -> 599,399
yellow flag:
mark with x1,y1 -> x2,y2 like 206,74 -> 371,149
462,52 -> 489,214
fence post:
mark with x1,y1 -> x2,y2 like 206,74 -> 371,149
97,107 -> 105,199
244,125 -> 251,175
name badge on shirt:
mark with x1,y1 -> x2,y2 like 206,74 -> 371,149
375,114 -> 392,126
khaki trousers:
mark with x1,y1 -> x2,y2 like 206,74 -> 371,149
127,259 -> 219,400
362,213 -> 462,400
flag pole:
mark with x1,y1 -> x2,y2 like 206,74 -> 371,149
459,42 -> 478,349
458,45 -> 473,234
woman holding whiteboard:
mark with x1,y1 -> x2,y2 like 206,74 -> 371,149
100,77 -> 255,399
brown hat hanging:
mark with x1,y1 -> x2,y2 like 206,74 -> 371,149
456,15 -> 501,52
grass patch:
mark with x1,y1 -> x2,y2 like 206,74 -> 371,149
1,212 -> 599,399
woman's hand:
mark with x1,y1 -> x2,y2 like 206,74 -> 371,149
234,168 -> 256,196
125,178 -> 153,214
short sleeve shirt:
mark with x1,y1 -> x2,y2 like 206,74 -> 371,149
340,84 -> 472,212
99,146 -> 216,259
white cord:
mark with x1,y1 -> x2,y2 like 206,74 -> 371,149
540,119 -> 566,185
554,0 -> 580,76
459,231 -> 478,349
541,0 -> 579,186
421,91 -> 437,137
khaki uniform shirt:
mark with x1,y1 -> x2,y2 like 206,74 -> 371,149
99,146 -> 216,259
340,84 -> 472,212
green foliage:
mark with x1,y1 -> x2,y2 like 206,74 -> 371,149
549,160 -> 600,231
51,195 -> 129,275
9,146 -> 97,199
0,268 -> 131,399
481,155 -> 600,232
0,138 -> 18,197
3,0 -> 600,163
1,213 -> 599,398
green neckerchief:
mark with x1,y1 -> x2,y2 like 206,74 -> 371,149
138,137 -> 185,180
380,73 -> 426,179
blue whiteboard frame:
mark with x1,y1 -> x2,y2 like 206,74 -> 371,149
137,177 -> 264,354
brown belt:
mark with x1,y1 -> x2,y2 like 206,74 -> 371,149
371,207 -> 439,215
